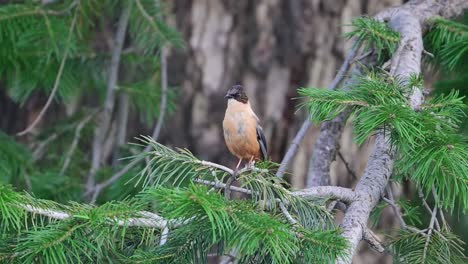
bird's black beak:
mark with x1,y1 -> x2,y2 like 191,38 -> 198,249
225,94 -> 233,99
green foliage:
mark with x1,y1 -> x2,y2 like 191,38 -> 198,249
390,229 -> 465,264
141,185 -> 347,264
370,199 -> 422,228
0,132 -> 32,184
425,17 -> 468,72
299,228 -> 349,263
346,17 -> 400,62
300,73 -> 468,212
129,0 -> 184,55
132,136 -> 221,188
121,74 -> 178,124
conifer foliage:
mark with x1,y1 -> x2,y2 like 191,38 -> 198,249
0,0 -> 467,263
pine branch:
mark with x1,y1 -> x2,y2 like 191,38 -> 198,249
19,204 -> 168,228
89,40 -> 171,203
86,3 -> 133,199
16,11 -> 77,136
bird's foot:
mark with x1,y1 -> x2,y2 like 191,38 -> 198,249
247,160 -> 256,169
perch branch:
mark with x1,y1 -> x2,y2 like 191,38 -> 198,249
20,204 -> 167,228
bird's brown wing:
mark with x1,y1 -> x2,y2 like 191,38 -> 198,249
256,125 -> 267,160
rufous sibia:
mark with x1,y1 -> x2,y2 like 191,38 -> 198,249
223,84 -> 267,171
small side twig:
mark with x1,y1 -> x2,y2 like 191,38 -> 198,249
337,149 -> 357,180
431,187 -> 447,228
193,178 -> 252,195
278,200 -> 298,225
60,111 -> 97,175
33,133 -> 58,161
418,187 -> 441,230
384,185 -> 407,229
224,171 -> 239,199
422,205 -> 438,263
362,227 -> 385,253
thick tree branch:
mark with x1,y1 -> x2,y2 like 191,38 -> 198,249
293,186 -> 357,203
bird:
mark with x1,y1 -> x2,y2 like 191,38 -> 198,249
223,84 -> 267,171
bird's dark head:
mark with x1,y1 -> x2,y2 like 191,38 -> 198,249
225,84 -> 248,103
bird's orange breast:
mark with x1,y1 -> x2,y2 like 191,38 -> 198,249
223,100 -> 262,160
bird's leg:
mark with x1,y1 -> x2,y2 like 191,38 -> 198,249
248,156 -> 255,168
235,158 -> 243,172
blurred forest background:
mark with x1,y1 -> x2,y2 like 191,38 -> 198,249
0,0 -> 466,262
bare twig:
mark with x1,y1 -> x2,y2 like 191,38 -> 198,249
33,133 -> 58,161
16,12 -> 77,136
150,45 -> 169,141
193,179 -> 252,195
431,186 -> 447,228
422,49 -> 434,58
276,40 -> 362,178
60,112 -> 97,175
422,205 -> 438,263
199,160 -> 233,175
418,187 -> 441,230
337,149 -> 357,180
362,228 -> 385,253
86,4 -> 133,199
194,176 -> 355,203
278,200 -> 298,225
224,171 -> 238,199
384,185 -> 407,228
113,93 -> 130,166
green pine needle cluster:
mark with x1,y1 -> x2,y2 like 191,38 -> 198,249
425,16 -> 468,72
345,17 -> 400,62
390,229 -> 465,264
